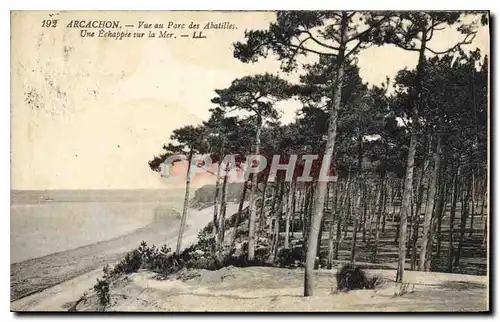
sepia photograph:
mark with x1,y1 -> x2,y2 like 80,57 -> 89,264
10,10 -> 490,312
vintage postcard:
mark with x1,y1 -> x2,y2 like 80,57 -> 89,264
10,10 -> 490,312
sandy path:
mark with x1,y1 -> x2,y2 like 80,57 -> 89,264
11,203 -> 240,309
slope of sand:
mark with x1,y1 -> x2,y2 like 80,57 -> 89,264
11,202 -> 241,309
73,266 -> 489,312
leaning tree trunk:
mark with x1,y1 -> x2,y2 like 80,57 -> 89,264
419,134 -> 442,271
304,35 -> 345,296
176,150 -> 193,254
247,116 -> 262,262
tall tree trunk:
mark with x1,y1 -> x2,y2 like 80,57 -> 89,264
231,182 -> 248,247
350,192 -> 359,265
410,191 -> 419,270
218,166 -> 229,249
271,181 -> 284,263
434,178 -> 447,259
447,168 -> 461,272
480,190 -> 486,222
304,13 -> 346,295
372,175 -> 386,263
317,215 -> 326,259
362,184 -> 369,243
285,182 -> 294,248
258,179 -> 269,237
454,177 -> 471,267
212,161 -> 222,251
327,182 -> 340,268
247,116 -> 262,261
391,180 -> 397,220
482,215 -> 487,247
291,183 -> 297,238
419,135 -> 442,271
303,184 -> 313,244
469,172 -> 476,237
268,185 -> 277,237
396,28 -> 427,284
333,178 -> 350,261
176,150 -> 193,254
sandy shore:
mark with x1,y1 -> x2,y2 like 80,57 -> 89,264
11,203 -> 241,310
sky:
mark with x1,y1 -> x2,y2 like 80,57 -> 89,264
10,11 -> 489,190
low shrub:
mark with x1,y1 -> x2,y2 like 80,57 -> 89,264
93,278 -> 110,308
276,247 -> 303,268
335,264 -> 381,292
112,249 -> 142,275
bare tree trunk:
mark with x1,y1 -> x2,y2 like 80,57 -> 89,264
396,126 -> 417,283
304,29 -> 345,295
435,178 -> 447,259
349,194 -> 359,265
447,168 -> 460,272
382,183 -> 388,233
268,185 -> 277,237
271,181 -> 284,263
247,117 -> 262,261
212,162 -> 222,250
258,179 -> 269,237
285,182 -> 294,248
482,215 -> 487,247
480,191 -> 486,222
391,180 -> 397,220
396,25 -> 429,283
469,172 -> 476,237
291,183 -> 297,239
454,177 -> 471,267
372,175 -> 386,263
176,150 -> 193,254
394,178 -> 404,243
218,167 -> 229,249
327,182 -> 340,268
419,135 -> 442,271
362,184 -> 368,243
410,192 -> 419,270
231,182 -> 248,247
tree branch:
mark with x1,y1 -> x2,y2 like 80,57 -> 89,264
345,39 -> 364,58
425,32 -> 477,55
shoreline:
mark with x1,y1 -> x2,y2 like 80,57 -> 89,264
10,202 -> 239,310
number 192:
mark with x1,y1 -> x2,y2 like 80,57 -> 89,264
41,20 -> 58,28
